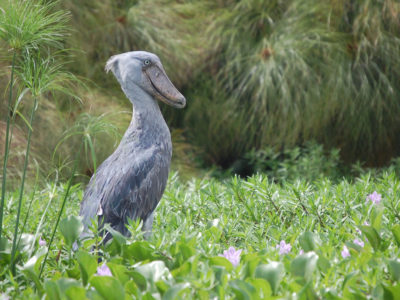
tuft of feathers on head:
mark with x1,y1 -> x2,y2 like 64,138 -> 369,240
105,55 -> 118,73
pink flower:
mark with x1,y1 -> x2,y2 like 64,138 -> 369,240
356,228 -> 362,235
220,247 -> 242,267
39,237 -> 46,246
96,264 -> 112,276
299,249 -> 304,255
353,238 -> 364,248
276,240 -> 292,255
363,221 -> 370,226
341,245 -> 350,258
366,191 -> 381,204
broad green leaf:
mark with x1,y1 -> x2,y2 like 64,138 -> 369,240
57,278 -> 81,294
246,278 -> 272,299
66,262 -> 81,279
171,261 -> 191,278
142,292 -> 157,300
299,231 -> 317,252
392,224 -> 400,248
359,225 -> 381,251
209,256 -> 234,272
90,276 -> 125,300
108,262 -> 129,285
162,283 -> 190,300
254,262 -> 284,295
134,261 -> 172,283
45,281 -> 61,300
229,279 -> 257,300
123,241 -> 156,261
388,259 -> 400,281
104,224 -> 126,248
65,286 -> 87,300
371,206 -> 384,230
242,253 -> 260,278
59,216 -> 83,248
382,283 -> 400,299
291,252 -> 319,282
76,251 -> 97,286
125,280 -> 139,297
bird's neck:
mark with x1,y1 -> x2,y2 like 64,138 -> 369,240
121,84 -> 170,144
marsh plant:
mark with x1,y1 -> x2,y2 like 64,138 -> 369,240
0,0 -> 79,273
60,0 -> 400,168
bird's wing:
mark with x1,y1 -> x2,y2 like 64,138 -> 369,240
80,146 -> 170,232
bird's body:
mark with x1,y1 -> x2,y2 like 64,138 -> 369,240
79,51 -> 185,242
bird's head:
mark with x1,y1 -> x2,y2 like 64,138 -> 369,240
105,51 -> 186,108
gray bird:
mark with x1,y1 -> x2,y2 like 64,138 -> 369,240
79,51 -> 186,243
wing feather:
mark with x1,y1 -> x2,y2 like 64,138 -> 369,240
80,145 -> 170,235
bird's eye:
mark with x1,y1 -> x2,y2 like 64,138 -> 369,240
144,59 -> 151,66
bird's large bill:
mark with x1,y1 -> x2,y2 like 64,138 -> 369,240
145,66 -> 186,108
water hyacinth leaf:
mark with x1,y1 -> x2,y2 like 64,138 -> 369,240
59,216 -> 83,248
66,262 -> 80,280
359,225 -> 381,251
371,206 -> 384,230
246,278 -> 272,299
162,283 -> 190,300
392,224 -> 400,248
57,278 -> 82,295
156,280 -> 170,294
104,225 -> 126,255
130,271 -> 147,290
171,261 -> 191,277
255,262 -> 284,295
383,284 -> 400,299
388,259 -> 400,281
76,251 -> 97,286
64,286 -> 87,300
209,256 -> 234,272
134,261 -> 172,283
107,263 -> 129,285
242,253 -> 260,278
299,231 -> 317,252
213,266 -> 229,285
142,292 -> 157,300
90,276 -> 125,300
45,281 -> 61,300
229,279 -> 257,300
125,280 -> 139,298
123,241 -> 156,261
291,252 -> 319,282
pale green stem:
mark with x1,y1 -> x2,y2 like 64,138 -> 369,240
10,96 -> 38,274
0,51 -> 16,240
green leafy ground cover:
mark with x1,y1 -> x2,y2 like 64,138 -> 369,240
1,171 -> 400,299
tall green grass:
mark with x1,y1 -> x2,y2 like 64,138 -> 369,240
0,0 -> 83,274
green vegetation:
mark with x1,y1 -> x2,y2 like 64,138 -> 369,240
1,171 -> 400,298
1,0 -> 400,298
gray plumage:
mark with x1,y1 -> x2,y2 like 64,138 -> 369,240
79,51 -> 185,243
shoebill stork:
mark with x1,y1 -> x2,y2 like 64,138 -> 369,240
79,51 -> 185,243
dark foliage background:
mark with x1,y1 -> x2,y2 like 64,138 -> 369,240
2,0 -> 400,182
